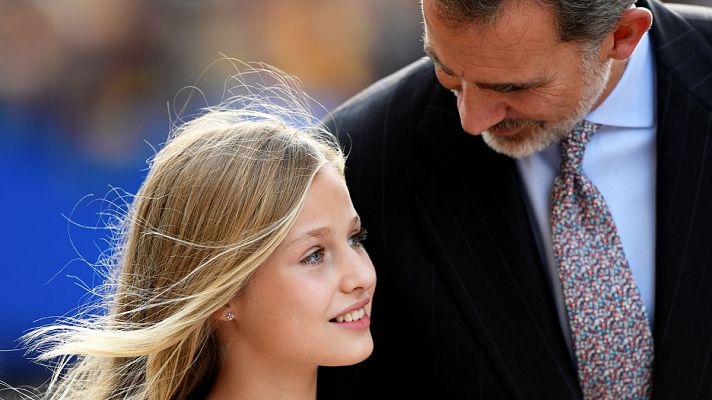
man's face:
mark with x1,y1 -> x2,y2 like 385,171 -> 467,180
422,0 -> 612,158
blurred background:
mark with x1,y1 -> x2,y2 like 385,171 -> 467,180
0,0 -> 423,391
0,0 -> 709,394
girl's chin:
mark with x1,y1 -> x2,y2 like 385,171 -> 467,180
319,337 -> 374,367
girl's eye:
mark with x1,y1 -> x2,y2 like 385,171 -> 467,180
348,228 -> 368,247
301,249 -> 324,266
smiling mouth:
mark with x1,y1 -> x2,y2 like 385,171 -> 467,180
488,126 -> 521,136
330,306 -> 367,323
490,119 -> 546,135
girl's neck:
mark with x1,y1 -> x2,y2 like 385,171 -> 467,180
206,352 -> 318,400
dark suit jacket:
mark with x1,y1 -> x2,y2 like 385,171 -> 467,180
317,1 -> 712,399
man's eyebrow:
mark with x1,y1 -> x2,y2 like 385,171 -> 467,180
476,80 -> 543,93
423,43 -> 455,75
424,42 -> 543,92
285,216 -> 361,248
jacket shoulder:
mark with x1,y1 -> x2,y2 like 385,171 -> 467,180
645,0 -> 712,109
666,2 -> 712,44
324,58 -> 438,141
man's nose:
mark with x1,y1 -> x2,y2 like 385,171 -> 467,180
457,85 -> 507,135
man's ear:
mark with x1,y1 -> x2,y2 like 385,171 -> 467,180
605,7 -> 653,61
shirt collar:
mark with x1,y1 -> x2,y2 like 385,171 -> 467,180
586,32 -> 654,129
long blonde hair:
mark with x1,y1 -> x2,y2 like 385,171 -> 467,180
21,67 -> 344,400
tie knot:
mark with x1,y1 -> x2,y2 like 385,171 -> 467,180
559,120 -> 599,174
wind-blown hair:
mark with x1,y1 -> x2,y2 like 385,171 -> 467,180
20,65 -> 345,400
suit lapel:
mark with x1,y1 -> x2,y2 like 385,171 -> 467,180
411,85 -> 581,399
642,0 -> 712,398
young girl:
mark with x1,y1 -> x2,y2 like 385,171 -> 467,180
21,69 -> 376,400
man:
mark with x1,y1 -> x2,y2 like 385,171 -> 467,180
317,0 -> 712,398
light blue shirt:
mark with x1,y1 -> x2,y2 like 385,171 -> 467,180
515,33 -> 656,350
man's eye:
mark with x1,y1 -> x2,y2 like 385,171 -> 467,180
301,249 -> 324,265
495,85 -> 524,94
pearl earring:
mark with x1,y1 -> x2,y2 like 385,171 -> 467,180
226,311 -> 234,321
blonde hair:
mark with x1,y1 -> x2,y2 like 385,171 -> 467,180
21,65 -> 344,400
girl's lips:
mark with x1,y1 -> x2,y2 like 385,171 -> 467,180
331,313 -> 371,330
330,298 -> 370,321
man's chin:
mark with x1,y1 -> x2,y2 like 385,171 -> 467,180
481,126 -> 560,159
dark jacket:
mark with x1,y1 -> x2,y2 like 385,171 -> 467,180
318,1 -> 712,398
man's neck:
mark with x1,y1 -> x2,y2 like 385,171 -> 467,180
591,59 -> 628,111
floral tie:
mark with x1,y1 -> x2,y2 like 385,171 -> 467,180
551,120 -> 653,399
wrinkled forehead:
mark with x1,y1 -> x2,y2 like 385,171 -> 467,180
422,0 -> 560,48
422,0 -> 576,76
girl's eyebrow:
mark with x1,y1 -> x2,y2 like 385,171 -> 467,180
285,216 -> 360,248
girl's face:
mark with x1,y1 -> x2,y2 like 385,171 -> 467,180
231,165 -> 376,368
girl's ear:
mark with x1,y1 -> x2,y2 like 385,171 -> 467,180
211,302 -> 236,322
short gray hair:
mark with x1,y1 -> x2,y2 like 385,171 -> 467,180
431,0 -> 636,45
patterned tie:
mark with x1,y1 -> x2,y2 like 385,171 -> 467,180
551,120 -> 653,399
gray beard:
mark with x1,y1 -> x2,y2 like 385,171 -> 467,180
481,56 -> 613,159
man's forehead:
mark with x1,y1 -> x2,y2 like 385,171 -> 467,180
422,20 -> 562,88
422,0 -> 560,48
425,43 -> 547,90
422,1 -> 572,75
